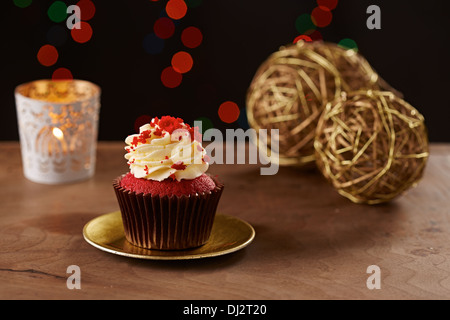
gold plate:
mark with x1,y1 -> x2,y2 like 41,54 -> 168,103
83,211 -> 255,260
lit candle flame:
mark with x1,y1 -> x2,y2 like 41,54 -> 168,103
52,127 -> 64,140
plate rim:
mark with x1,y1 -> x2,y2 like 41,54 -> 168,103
82,211 -> 255,260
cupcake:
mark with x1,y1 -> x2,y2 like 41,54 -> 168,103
113,116 -> 223,250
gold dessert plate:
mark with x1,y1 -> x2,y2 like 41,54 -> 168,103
83,211 -> 255,260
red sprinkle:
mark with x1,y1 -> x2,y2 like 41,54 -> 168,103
153,127 -> 163,136
131,136 -> 139,147
158,116 -> 184,134
136,116 -> 202,143
171,161 -> 187,170
131,130 -> 152,147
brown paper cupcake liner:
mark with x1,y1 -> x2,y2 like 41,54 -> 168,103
113,174 -> 224,250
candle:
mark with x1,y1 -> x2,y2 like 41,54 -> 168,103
15,79 -> 101,184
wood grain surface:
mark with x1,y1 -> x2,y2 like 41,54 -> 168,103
1,141 -> 450,300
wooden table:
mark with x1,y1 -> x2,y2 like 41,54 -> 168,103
1,141 -> 450,300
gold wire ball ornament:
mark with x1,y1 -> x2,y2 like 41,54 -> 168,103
314,90 -> 429,205
246,40 -> 395,166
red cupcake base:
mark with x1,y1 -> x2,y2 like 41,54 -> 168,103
113,174 -> 224,250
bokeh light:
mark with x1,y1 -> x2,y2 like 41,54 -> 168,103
166,0 -> 188,20
311,6 -> 332,28
143,33 -> 164,54
171,51 -> 193,74
317,0 -> 338,10
14,0 -> 32,8
293,35 -> 312,44
76,0 -> 96,21
161,66 -> 183,88
52,67 -> 73,81
181,26 -> 203,48
338,38 -> 358,52
308,29 -> 323,41
159,8 -> 180,27
47,25 -> 68,47
194,117 -> 214,134
295,14 -> 316,34
37,44 -> 58,67
154,17 -> 175,39
48,1 -> 67,23
218,101 -> 240,124
134,115 -> 152,133
71,21 -> 93,43
185,0 -> 202,8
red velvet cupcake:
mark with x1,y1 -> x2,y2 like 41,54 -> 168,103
113,116 -> 223,250
119,172 -> 217,197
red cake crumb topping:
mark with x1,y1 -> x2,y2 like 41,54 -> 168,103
153,127 -> 163,136
158,116 -> 184,134
131,130 -> 152,147
134,116 -> 202,143
149,117 -> 158,127
171,161 -> 187,170
119,172 -> 217,197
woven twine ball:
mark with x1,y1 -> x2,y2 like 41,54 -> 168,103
314,90 -> 429,205
246,40 -> 396,166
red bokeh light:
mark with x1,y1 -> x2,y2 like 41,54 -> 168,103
154,17 -> 175,39
52,67 -> 73,81
293,35 -> 312,43
37,44 -> 58,67
171,51 -> 193,74
317,0 -> 338,10
71,21 -> 93,43
166,0 -> 187,20
308,29 -> 323,41
76,0 -> 96,21
134,115 -> 152,133
181,26 -> 203,48
161,66 -> 183,88
311,6 -> 333,28
218,101 -> 240,124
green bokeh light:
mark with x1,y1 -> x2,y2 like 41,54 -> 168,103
295,14 -> 316,34
48,1 -> 67,23
13,0 -> 32,8
194,117 -> 214,134
338,38 -> 359,52
185,0 -> 202,8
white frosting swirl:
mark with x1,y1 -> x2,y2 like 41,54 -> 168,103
124,118 -> 209,181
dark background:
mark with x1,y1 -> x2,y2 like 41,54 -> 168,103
2,0 -> 450,141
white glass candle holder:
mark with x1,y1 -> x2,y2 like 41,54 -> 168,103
15,79 -> 101,184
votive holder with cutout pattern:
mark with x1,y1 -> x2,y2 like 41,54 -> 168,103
15,79 -> 101,184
